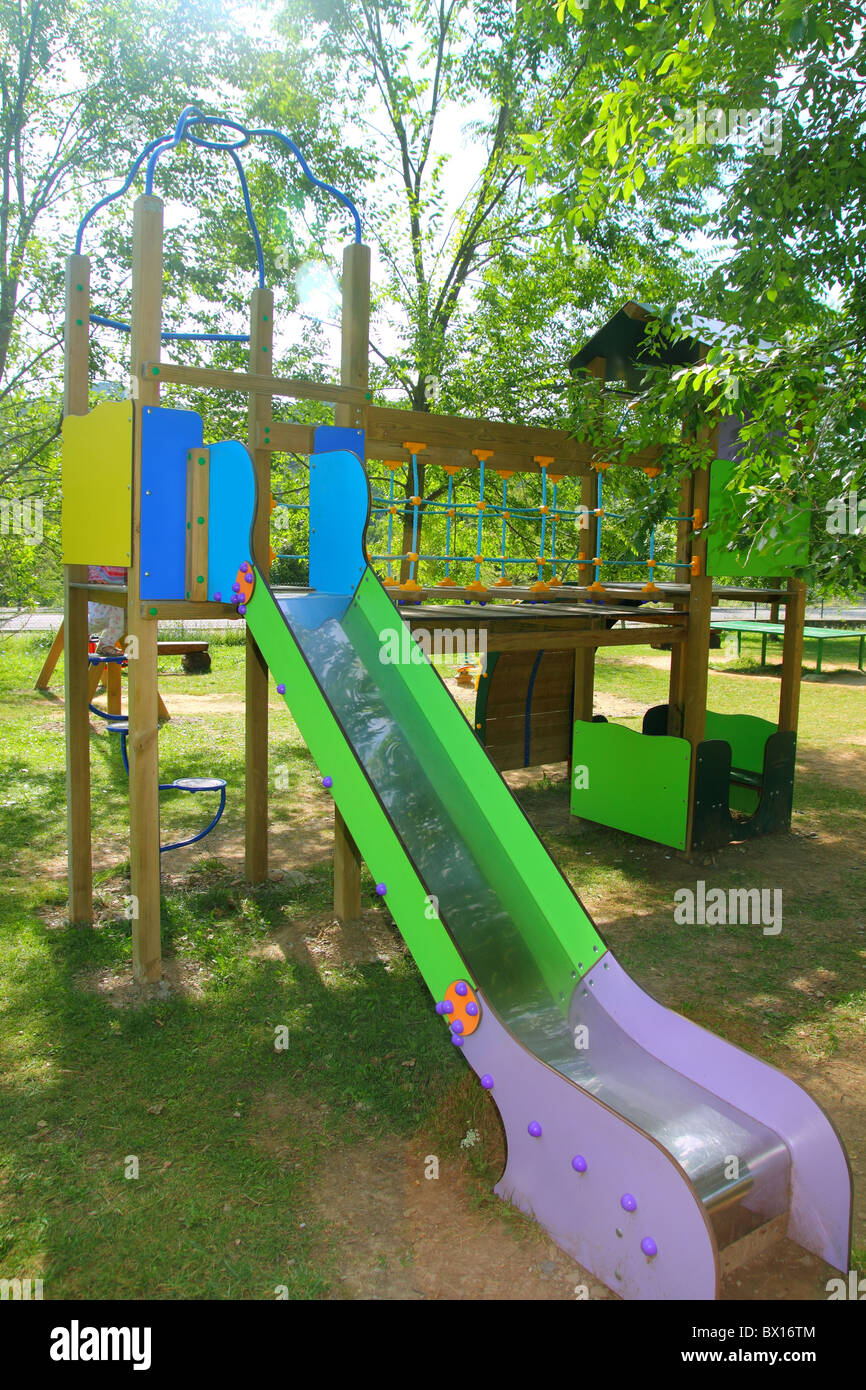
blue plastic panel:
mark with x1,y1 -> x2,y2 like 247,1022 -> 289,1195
208,440 -> 257,601
309,449 -> 369,595
140,406 -> 204,599
313,425 -> 364,458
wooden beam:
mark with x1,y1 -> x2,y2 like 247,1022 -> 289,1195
63,253 -> 93,924
185,446 -> 210,602
35,623 -> 65,690
137,600 -> 237,621
364,404 -> 663,472
246,288 -> 274,885
256,420 -> 316,455
140,360 -> 366,410
488,626 -> 686,653
778,578 -> 807,732
332,242 -> 370,922
128,195 -> 164,984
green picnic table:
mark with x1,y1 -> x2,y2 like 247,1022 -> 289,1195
711,620 -> 866,673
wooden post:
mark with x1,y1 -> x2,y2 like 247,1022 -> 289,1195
245,288 -> 273,884
573,359 -> 603,731
682,446 -> 715,851
778,578 -> 807,732
106,659 -> 122,716
332,242 -> 370,921
667,471 -> 694,736
128,195 -> 163,983
185,446 -> 210,602
64,254 -> 93,923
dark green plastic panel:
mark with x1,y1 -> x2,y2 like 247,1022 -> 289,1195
705,710 -> 776,814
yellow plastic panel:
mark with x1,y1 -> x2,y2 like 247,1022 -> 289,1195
62,401 -> 133,566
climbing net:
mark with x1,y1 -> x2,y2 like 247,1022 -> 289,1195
271,446 -> 704,595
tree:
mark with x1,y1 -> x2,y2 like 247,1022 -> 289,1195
519,0 -> 866,593
257,0 -> 702,577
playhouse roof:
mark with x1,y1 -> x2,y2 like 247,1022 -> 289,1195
569,301 -> 765,390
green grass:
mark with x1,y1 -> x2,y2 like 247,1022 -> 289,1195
0,629 -> 863,1296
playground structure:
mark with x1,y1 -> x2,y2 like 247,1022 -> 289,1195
59,108 -> 850,1299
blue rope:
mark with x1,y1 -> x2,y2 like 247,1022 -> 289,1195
76,105 -> 362,337
89,314 -> 250,343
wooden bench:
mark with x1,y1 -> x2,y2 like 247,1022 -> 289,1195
157,640 -> 211,673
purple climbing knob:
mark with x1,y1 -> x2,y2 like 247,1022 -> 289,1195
375,882 -> 387,896
213,591 -> 222,602
237,603 -> 246,616
528,1121 -> 542,1138
241,562 -> 249,573
276,683 -> 286,695
455,981 -> 468,996
621,1193 -> 637,1212
641,1237 -> 658,1258
451,1034 -> 464,1047
440,1000 -> 453,1014
321,775 -> 333,789
480,1074 -> 494,1089
450,1020 -> 464,1034
435,1002 -> 449,1015
466,1001 -> 478,1016
232,582 -> 240,593
571,1155 -> 588,1173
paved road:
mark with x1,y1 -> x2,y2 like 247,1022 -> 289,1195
5,602 -> 866,634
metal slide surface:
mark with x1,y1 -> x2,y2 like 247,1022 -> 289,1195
245,565 -> 791,1221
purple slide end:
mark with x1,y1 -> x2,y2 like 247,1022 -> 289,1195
460,988 -> 718,1300
589,954 -> 852,1274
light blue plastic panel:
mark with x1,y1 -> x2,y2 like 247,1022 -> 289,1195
208,440 -> 257,602
140,406 -> 204,600
308,448 -> 370,596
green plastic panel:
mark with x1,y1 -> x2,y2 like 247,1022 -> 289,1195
707,458 -> 810,578
245,575 -> 467,1001
572,720 -> 690,850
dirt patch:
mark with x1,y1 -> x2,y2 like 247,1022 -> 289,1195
308,1135 -> 603,1300
75,956 -> 211,1009
250,907 -> 406,971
